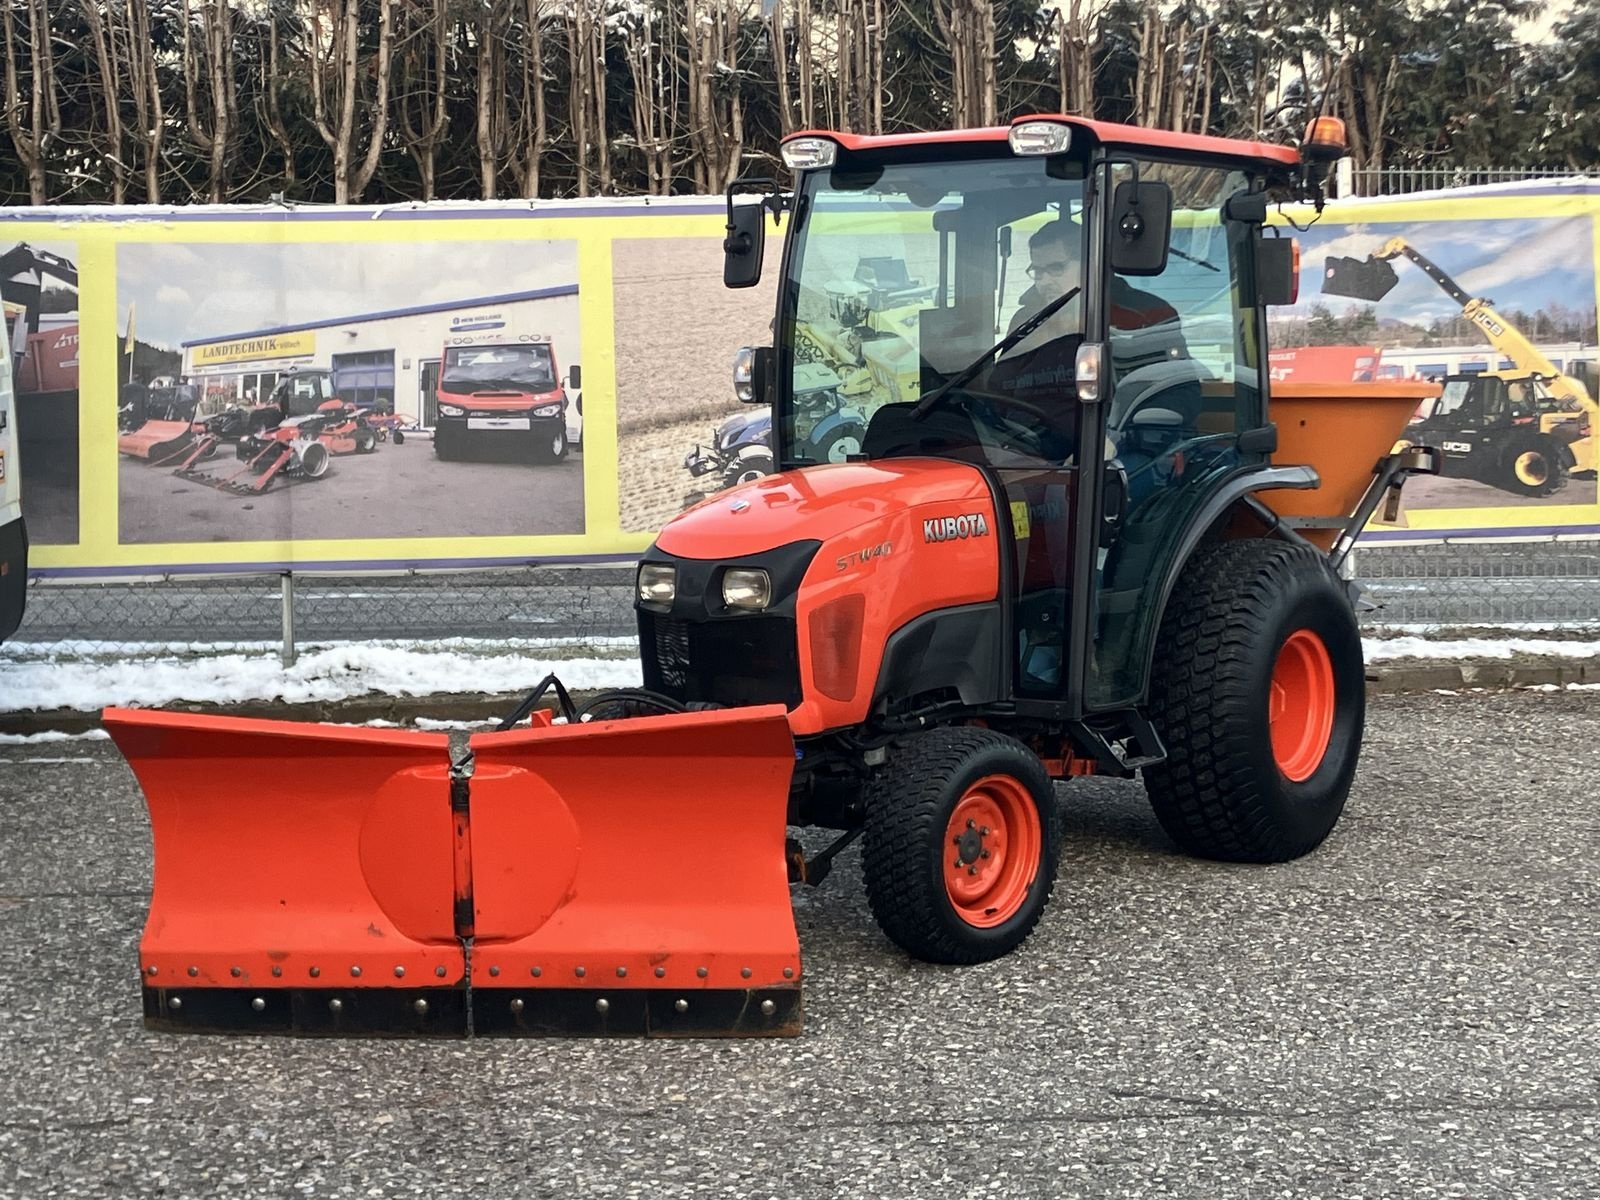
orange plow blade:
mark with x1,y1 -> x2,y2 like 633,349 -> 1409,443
104,707 -> 465,1035
104,702 -> 803,1038
466,706 -> 802,1036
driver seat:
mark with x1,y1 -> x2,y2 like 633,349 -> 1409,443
861,401 -> 989,464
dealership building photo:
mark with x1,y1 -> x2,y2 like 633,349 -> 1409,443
178,284 -> 581,426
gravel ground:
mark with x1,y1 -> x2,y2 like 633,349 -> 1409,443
1,689 -> 1597,1199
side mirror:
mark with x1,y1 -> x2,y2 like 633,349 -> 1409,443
724,203 -> 767,289
1257,236 -> 1300,306
733,346 -> 772,405
1110,180 -> 1172,277
566,364 -> 581,391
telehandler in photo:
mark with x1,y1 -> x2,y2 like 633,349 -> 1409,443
104,113 -> 1440,1039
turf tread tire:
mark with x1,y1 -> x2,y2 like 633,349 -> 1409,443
1143,538 -> 1364,864
861,727 -> 1061,965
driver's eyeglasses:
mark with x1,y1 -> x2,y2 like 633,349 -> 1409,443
1026,260 -> 1070,279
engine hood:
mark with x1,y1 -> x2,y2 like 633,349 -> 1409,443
715,408 -> 770,449
654,459 -> 992,561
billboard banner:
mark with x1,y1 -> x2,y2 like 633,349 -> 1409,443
3,183 -> 1596,578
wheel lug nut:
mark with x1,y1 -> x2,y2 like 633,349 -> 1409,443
966,819 -> 976,830
980,826 -> 990,836
981,849 -> 991,859
968,866 -> 978,875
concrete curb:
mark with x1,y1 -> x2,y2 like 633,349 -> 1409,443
3,658 -> 1596,736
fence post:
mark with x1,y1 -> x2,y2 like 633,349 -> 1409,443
280,571 -> 297,667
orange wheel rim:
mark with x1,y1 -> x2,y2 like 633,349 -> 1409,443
1269,629 -> 1336,782
943,775 -> 1042,928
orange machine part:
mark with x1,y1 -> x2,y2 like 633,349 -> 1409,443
1266,380 -> 1440,549
117,420 -> 195,460
466,705 -> 801,992
102,707 -> 463,989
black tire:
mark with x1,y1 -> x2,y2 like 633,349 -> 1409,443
392,430 -> 404,445
722,449 -> 774,489
434,431 -> 459,461
813,424 -> 865,465
532,425 -> 569,464
1144,539 -> 1364,863
354,427 -> 377,454
1496,431 -> 1569,497
862,727 -> 1061,965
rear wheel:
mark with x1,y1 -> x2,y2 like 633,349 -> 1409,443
1498,431 -> 1568,497
862,727 -> 1060,964
354,427 -> 377,454
1144,539 -> 1364,862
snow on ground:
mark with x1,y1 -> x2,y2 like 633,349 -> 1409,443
1361,636 -> 1600,661
2,634 -> 1597,715
0,642 -> 644,713
0,729 -> 111,745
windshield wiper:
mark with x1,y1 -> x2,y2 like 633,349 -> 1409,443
910,286 -> 1081,421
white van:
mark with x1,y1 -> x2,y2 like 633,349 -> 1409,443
1,343 -> 24,643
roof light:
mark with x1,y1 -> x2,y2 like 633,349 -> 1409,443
1302,116 -> 1347,163
781,137 -> 838,171
1009,120 -> 1074,156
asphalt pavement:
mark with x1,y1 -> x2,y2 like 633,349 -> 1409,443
1,689 -> 1597,1199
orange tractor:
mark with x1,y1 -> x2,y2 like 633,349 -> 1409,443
104,114 -> 1440,1038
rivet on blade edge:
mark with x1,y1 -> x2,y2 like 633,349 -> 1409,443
784,967 -> 795,979
531,967 -> 542,978
616,967 -> 627,978
654,967 -> 666,978
674,999 -> 688,1013
350,966 -> 362,978
595,998 -> 610,1014
761,1000 -> 777,1016
329,998 -> 343,1013
169,997 -> 182,1011
251,998 -> 266,1012
510,998 -> 525,1014
145,966 -> 158,977
310,967 -> 321,978
393,966 -> 405,978
697,967 -> 708,978
271,966 -> 283,978
435,965 -> 447,978
230,967 -> 241,978
575,966 -> 587,978
489,965 -> 501,977
414,999 -> 429,1015
741,967 -> 753,979
187,966 -> 199,977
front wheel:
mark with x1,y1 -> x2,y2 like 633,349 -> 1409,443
1498,432 -> 1569,497
532,425 -> 569,464
1144,539 -> 1364,863
354,427 -> 377,454
861,727 -> 1061,964
721,449 -> 774,489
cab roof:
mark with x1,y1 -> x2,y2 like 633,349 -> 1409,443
782,115 -> 1302,174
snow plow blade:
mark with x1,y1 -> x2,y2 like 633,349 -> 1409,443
103,702 -> 802,1038
465,706 -> 802,1037
1321,253 -> 1401,303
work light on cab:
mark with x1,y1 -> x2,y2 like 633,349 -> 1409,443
780,137 -> 838,171
1007,120 -> 1074,156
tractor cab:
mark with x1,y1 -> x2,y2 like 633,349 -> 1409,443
722,117 -> 1317,712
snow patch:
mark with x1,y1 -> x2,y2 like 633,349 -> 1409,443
1364,636 -> 1600,661
0,730 -> 112,745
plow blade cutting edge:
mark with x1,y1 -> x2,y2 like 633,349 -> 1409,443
102,703 -> 802,1038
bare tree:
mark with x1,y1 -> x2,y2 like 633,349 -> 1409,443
79,0 -> 129,203
307,0 -> 396,204
514,0 -> 552,198
181,0 -> 241,202
934,0 -> 996,129
620,2 -> 674,193
394,0 -> 452,201
2,0 -> 61,203
124,0 -> 168,201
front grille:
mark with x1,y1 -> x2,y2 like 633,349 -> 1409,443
641,612 -> 802,709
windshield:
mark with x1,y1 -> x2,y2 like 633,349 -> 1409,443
273,374 -> 334,418
779,155 -> 1088,468
442,344 -> 555,391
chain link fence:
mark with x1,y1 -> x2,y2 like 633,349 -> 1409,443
6,541 -> 1599,669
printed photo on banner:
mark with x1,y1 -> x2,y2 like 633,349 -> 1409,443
115,238 -> 584,546
1268,214 -> 1598,514
2,237 -> 81,546
614,233 -> 781,532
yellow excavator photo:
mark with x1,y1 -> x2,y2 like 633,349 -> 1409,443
1324,236 -> 1596,497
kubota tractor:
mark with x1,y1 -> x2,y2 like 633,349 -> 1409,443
103,114 -> 1441,1040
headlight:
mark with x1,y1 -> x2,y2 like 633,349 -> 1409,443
781,136 -> 838,171
438,404 -> 465,417
637,563 -> 676,606
533,404 -> 562,418
722,568 -> 772,611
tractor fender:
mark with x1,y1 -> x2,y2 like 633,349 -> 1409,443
807,409 -> 867,447
1128,464 -> 1322,705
